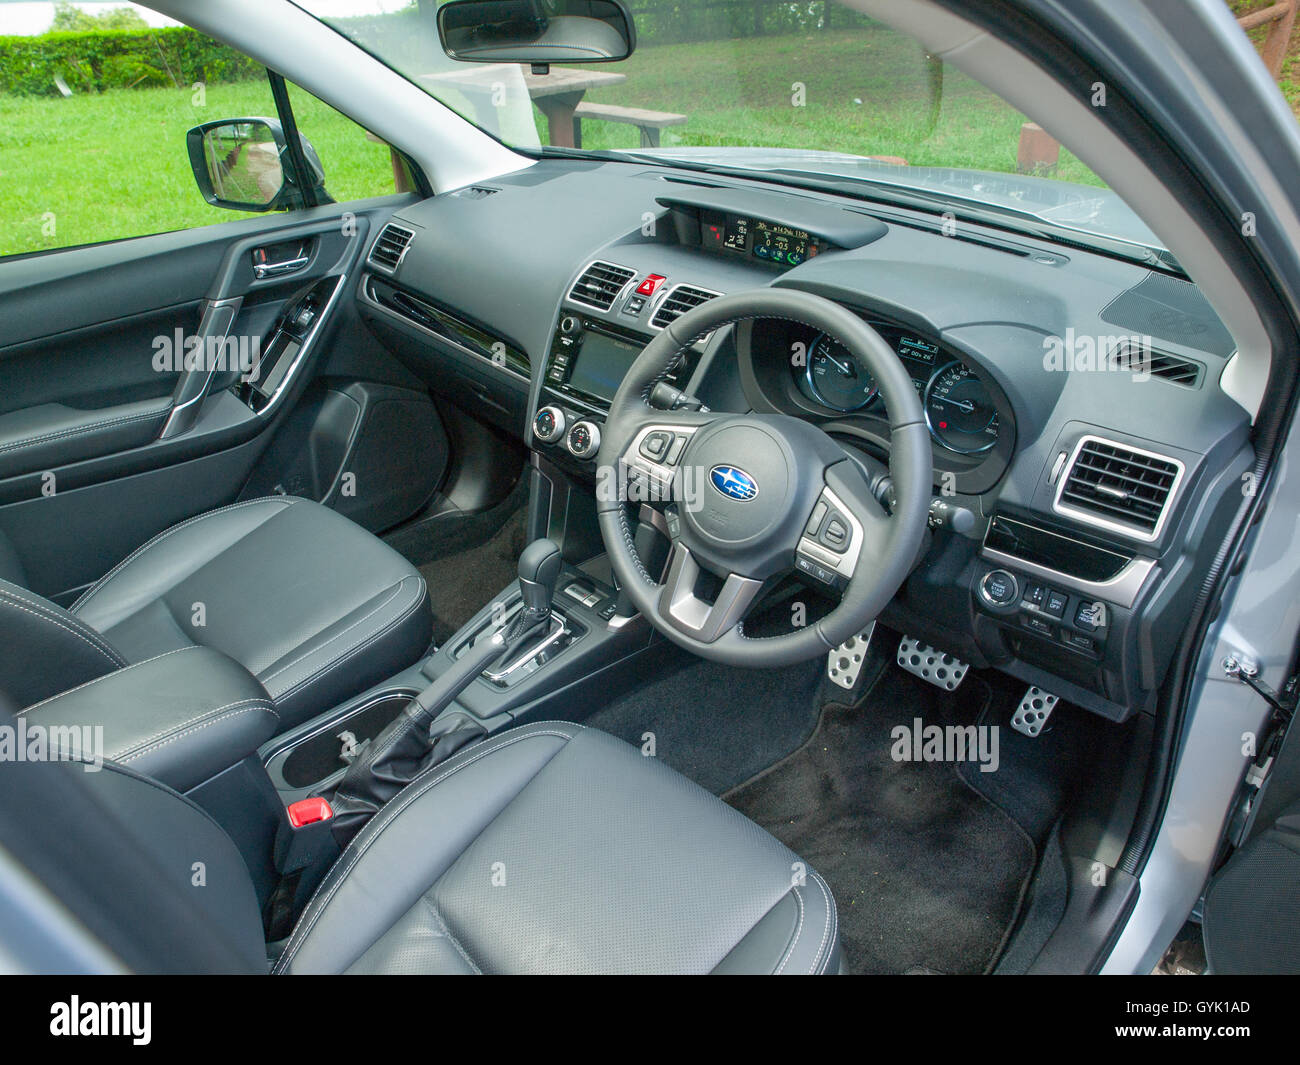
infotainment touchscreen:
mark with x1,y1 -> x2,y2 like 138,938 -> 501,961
566,329 -> 641,402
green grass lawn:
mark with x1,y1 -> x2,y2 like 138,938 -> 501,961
1,25 -> 1104,257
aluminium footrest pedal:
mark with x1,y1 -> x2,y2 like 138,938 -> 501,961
896,635 -> 969,691
1011,686 -> 1059,737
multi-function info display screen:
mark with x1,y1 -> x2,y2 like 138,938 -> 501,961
701,210 -> 823,268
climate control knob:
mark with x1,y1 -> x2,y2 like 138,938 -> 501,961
567,420 -> 601,459
533,405 -> 566,444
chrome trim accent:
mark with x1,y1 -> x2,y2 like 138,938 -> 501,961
159,297 -> 242,439
254,273 -> 347,419
623,423 -> 701,497
979,546 -> 1156,609
366,222 -> 415,275
922,359 -> 999,455
797,484 -> 865,581
359,275 -> 528,383
566,259 -> 636,311
566,419 -> 601,459
1052,434 -> 1186,544
481,610 -> 572,683
649,282 -> 724,332
659,543 -> 761,643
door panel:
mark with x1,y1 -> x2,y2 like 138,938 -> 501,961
0,196 -> 422,597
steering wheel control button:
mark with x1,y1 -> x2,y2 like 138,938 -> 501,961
979,569 -> 1018,607
640,431 -> 671,461
820,515 -> 850,553
795,553 -> 844,590
896,635 -> 969,691
664,434 -> 687,465
566,420 -> 600,459
805,500 -> 828,537
664,504 -> 682,539
1011,687 -> 1059,738
534,406 -> 565,444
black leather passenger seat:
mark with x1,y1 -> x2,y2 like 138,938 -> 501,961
0,496 -> 432,728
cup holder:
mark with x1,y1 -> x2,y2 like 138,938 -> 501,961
272,690 -> 416,791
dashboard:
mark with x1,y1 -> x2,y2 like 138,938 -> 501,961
353,157 -> 1254,724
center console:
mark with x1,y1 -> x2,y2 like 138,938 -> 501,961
532,310 -> 701,472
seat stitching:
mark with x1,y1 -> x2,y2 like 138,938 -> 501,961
261,577 -> 413,685
423,897 -> 482,975
117,700 -> 278,763
0,589 -> 125,668
0,404 -> 170,457
264,580 -> 426,707
807,871 -> 835,975
70,496 -> 299,613
0,584 -> 126,661
275,724 -> 581,972
17,646 -> 207,715
774,887 -> 806,975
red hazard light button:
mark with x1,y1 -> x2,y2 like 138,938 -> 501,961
636,274 -> 667,296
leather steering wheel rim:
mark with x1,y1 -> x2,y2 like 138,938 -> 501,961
596,289 -> 932,667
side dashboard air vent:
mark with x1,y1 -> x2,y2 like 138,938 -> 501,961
368,223 -> 415,273
651,284 -> 722,329
1108,339 -> 1203,388
1054,436 -> 1184,541
568,261 -> 636,311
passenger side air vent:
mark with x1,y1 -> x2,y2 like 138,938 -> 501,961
568,261 -> 636,311
368,223 -> 415,274
1054,436 -> 1184,541
651,284 -> 722,329
1108,340 -> 1203,388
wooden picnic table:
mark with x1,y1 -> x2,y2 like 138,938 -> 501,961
421,64 -> 628,148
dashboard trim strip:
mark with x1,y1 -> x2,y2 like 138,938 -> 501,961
979,545 -> 1156,609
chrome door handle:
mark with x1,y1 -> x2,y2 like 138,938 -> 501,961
254,255 -> 309,279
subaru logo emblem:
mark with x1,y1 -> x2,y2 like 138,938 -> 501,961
709,465 -> 759,502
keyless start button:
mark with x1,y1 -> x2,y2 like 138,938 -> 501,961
980,569 -> 1018,607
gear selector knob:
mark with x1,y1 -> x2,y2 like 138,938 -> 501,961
517,538 -> 563,617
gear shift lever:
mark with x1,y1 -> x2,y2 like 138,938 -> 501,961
516,538 -> 562,619
328,538 -> 566,846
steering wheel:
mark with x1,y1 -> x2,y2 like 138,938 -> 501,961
595,289 -> 932,667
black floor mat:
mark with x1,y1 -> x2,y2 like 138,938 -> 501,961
582,657 -> 825,795
725,667 -> 1036,975
418,506 -> 526,645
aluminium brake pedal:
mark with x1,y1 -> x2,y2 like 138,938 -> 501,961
827,621 -> 876,689
1011,686 -> 1059,737
896,635 -> 969,691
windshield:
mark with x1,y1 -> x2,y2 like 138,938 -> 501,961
292,1 -> 1166,260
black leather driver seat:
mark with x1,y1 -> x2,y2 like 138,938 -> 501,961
0,719 -> 843,975
0,496 -> 431,728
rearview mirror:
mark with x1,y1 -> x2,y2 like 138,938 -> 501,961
186,118 -> 328,212
436,0 -> 635,64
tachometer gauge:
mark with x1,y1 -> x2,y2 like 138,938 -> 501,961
800,333 -> 878,412
924,361 -> 1000,454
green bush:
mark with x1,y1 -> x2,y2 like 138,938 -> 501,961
0,27 -> 263,97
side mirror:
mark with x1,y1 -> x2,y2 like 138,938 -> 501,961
186,118 -> 328,212
437,0 -> 635,64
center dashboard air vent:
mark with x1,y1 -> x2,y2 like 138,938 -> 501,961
568,261 -> 636,311
1054,436 -> 1184,541
651,284 -> 722,329
368,222 -> 415,274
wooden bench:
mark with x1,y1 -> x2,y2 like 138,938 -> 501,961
571,102 -> 687,148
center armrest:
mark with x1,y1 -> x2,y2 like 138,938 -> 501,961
21,646 -> 278,792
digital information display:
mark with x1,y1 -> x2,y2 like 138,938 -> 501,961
566,329 -> 640,402
700,211 -> 822,267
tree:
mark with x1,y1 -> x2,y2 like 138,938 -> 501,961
50,3 -> 150,33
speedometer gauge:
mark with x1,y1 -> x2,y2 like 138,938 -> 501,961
924,361 -> 1000,454
800,333 -> 878,412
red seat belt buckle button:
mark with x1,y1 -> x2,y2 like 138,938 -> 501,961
287,797 -> 333,828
